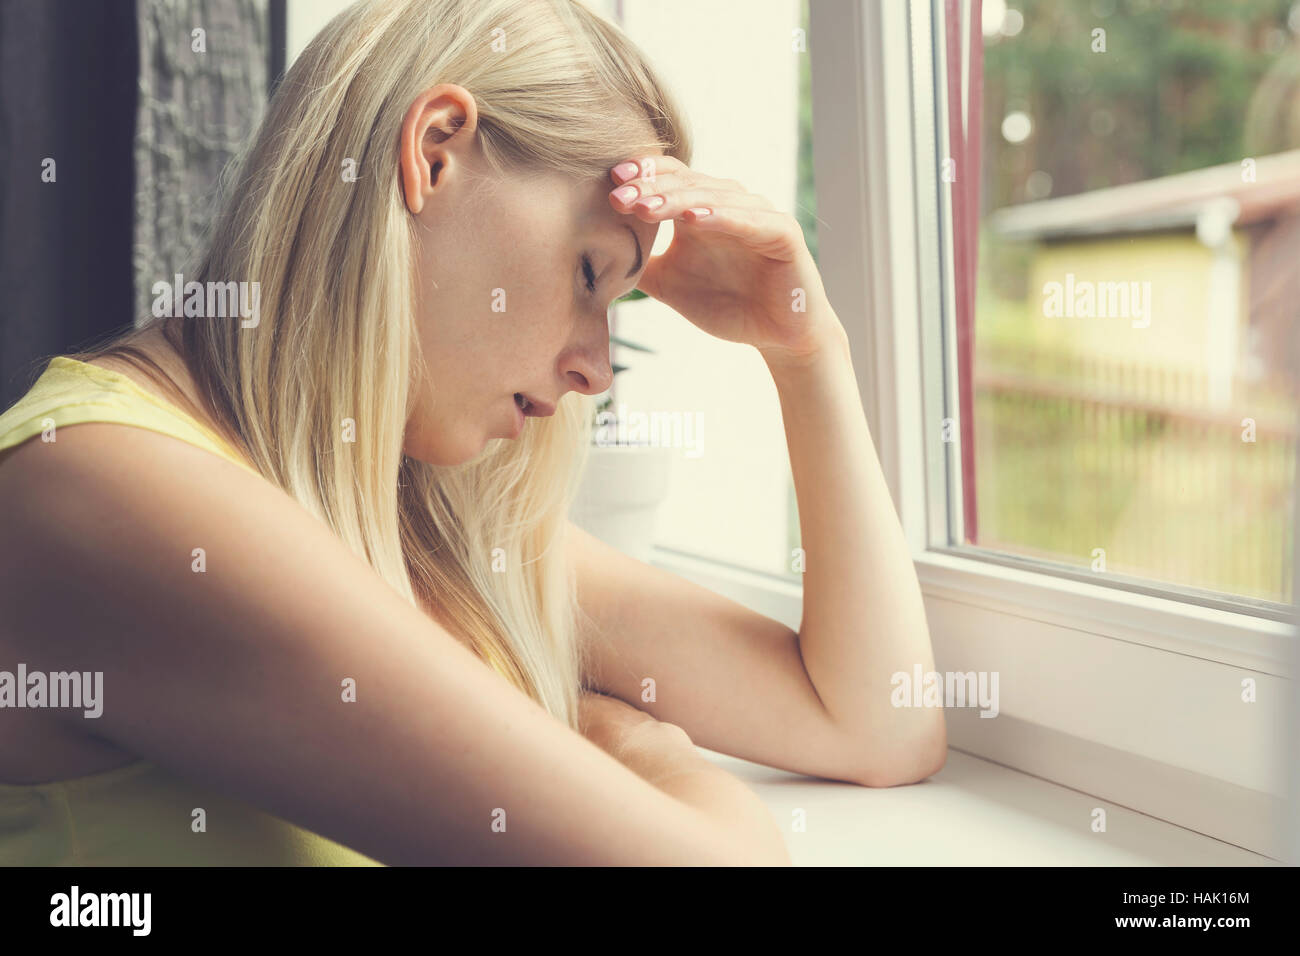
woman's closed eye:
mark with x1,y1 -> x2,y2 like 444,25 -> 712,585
581,253 -> 597,294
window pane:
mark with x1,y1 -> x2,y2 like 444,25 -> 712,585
966,0 -> 1298,604
590,0 -> 811,577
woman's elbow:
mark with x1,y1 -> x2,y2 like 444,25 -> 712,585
854,733 -> 949,788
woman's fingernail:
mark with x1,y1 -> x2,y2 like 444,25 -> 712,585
636,195 -> 665,211
612,161 -> 641,182
612,185 -> 639,203
687,207 -> 711,218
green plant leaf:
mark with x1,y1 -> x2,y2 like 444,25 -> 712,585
615,288 -> 648,302
610,335 -> 653,353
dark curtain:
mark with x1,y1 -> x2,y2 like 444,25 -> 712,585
0,0 -> 139,409
0,0 -> 281,411
946,0 -> 983,544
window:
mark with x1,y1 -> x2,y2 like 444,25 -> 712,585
929,0 -> 1299,611
791,0 -> 1296,858
596,0 -> 814,579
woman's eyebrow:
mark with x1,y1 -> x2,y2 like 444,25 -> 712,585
622,223 -> 642,277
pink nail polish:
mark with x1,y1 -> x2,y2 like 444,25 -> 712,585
687,207 -> 711,218
637,196 -> 664,211
612,162 -> 640,182
612,185 -> 638,203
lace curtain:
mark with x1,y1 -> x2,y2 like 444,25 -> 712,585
133,0 -> 269,325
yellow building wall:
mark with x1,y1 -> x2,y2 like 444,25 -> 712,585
1025,231 -> 1247,372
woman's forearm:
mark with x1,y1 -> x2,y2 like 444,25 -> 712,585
765,313 -> 946,783
656,761 -> 792,865
607,723 -> 791,865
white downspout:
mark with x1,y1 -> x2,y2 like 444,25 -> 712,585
1195,198 -> 1242,411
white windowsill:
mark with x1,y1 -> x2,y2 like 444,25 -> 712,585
652,545 -> 1291,858
699,747 -> 1275,866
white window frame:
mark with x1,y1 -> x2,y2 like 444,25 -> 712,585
654,0 -> 1295,859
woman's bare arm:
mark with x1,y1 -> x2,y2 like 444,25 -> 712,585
0,424 -> 789,866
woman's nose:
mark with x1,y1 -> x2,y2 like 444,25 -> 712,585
556,306 -> 617,396
561,345 -> 615,396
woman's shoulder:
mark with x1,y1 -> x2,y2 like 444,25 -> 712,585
0,351 -> 257,479
0,353 -> 272,640
0,394 -> 269,593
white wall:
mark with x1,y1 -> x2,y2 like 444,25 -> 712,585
287,0 -> 354,65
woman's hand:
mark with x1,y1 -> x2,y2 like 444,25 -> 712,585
578,691 -> 792,865
577,690 -> 694,766
607,155 -> 844,367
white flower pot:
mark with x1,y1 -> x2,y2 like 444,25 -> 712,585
571,444 -> 673,562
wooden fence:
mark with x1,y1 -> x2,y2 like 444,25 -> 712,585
971,344 -> 1296,603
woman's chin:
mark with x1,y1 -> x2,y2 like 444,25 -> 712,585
401,434 -> 480,467
402,405 -> 526,464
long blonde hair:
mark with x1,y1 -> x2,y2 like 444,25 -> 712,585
80,0 -> 692,730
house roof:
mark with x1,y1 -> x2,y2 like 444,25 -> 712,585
990,150 -> 1300,241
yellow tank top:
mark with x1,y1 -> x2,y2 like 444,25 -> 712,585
0,356 -> 383,865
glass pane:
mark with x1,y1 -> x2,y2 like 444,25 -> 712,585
969,0 -> 1299,604
597,0 -> 812,577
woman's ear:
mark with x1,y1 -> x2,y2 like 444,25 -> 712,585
399,84 -> 478,216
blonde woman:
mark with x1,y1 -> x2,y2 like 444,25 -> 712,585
0,0 -> 944,866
